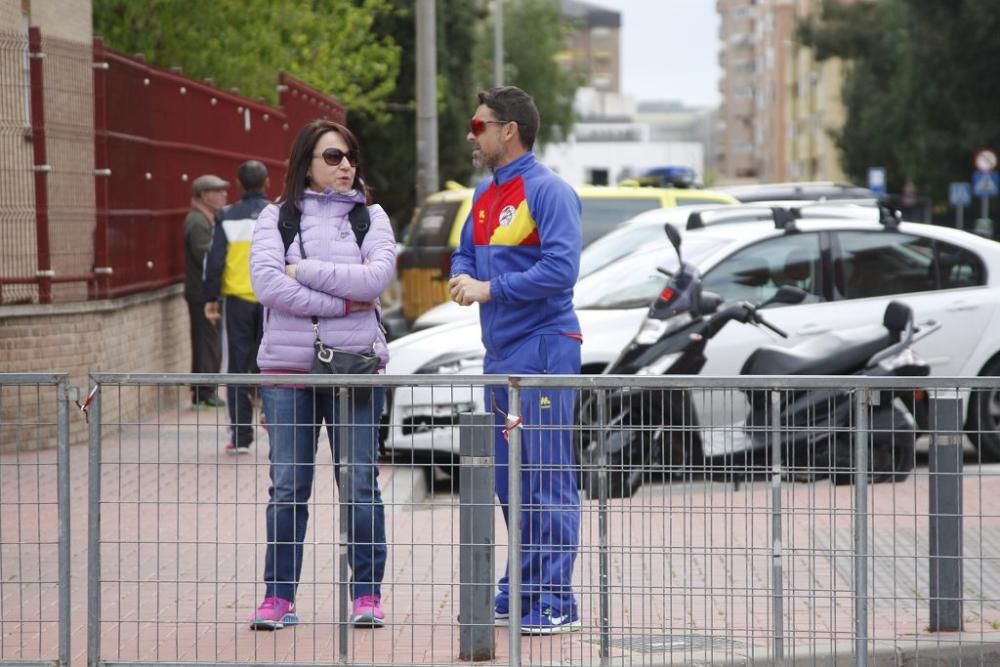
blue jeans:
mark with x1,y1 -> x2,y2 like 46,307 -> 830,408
260,386 -> 386,602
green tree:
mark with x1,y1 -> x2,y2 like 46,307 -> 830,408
348,0 -> 482,232
798,0 -> 1000,205
474,0 -> 581,147
94,0 -> 401,116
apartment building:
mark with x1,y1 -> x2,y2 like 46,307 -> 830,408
717,0 -> 792,181
558,0 -> 622,93
787,0 -> 851,182
717,0 -> 851,183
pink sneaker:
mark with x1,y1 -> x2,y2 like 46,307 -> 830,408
249,596 -> 298,630
351,594 -> 385,627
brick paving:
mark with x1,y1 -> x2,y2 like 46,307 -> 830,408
3,403 -> 1000,665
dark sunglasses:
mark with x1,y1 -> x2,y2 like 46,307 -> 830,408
314,147 -> 358,167
469,118 -> 508,137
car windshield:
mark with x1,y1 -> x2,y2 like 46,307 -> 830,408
406,199 -> 462,245
580,198 -> 665,244
580,222 -> 670,277
575,235 -> 727,310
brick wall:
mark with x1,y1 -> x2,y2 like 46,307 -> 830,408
0,286 -> 191,452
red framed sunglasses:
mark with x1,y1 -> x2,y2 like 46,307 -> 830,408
314,147 -> 358,167
469,118 -> 509,137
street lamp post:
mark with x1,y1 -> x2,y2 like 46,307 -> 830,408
416,0 -> 439,205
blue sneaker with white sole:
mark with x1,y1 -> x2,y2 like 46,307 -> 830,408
494,596 -> 509,626
520,603 -> 581,635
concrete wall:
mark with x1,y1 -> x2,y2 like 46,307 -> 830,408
23,0 -> 92,43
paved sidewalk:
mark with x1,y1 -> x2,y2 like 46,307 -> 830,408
3,403 -> 1000,666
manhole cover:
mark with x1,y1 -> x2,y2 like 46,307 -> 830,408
605,634 -> 741,653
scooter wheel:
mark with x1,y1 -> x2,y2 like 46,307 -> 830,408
828,432 -> 915,485
581,466 -> 642,499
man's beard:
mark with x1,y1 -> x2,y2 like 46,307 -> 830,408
473,146 -> 502,170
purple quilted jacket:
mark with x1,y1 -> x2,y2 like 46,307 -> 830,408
250,188 -> 396,371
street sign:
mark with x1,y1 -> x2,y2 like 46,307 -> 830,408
972,171 -> 998,197
867,167 -> 886,196
949,182 -> 972,207
975,149 -> 997,173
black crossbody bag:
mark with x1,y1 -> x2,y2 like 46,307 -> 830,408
277,202 -> 381,390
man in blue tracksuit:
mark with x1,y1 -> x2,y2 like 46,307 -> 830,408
203,161 -> 270,453
449,86 -> 582,635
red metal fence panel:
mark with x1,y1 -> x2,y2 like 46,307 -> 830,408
0,26 -> 346,304
95,41 -> 345,299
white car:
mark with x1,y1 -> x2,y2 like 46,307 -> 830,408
412,201 -> 877,331
386,208 -> 1000,464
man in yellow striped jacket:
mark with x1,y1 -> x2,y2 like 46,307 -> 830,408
203,161 -> 270,453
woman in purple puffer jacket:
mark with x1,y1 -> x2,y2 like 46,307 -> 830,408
247,119 -> 395,631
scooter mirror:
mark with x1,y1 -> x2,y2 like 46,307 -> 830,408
664,223 -> 682,256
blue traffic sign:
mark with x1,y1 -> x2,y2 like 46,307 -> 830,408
949,182 -> 972,207
973,171 -> 998,198
867,167 -> 887,196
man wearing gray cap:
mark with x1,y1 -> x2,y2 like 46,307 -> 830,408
184,174 -> 229,407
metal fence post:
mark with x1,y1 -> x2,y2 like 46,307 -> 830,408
337,387 -> 351,661
928,390 -> 963,632
596,388 -> 610,664
28,26 -> 52,304
459,413 -> 496,661
507,379 -> 522,667
87,382 -> 102,667
57,379 -> 73,667
769,390 -> 784,665
853,389 -> 873,667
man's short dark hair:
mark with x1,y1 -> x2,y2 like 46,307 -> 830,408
477,86 -> 540,151
237,160 -> 268,192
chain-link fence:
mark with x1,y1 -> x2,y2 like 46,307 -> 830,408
3,372 -> 1000,666
0,373 -> 71,666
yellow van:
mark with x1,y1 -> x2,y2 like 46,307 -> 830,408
394,182 -> 737,328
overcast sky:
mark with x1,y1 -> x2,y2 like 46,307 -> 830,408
592,0 -> 721,108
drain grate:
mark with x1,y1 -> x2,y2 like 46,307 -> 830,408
604,634 -> 742,653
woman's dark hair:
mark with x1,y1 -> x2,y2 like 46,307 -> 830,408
281,119 -> 371,208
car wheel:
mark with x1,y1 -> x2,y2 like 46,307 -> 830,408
967,358 -> 1000,463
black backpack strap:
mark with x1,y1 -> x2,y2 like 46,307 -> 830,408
282,202 -> 368,252
277,201 -> 301,255
347,203 -> 387,335
348,203 -> 371,248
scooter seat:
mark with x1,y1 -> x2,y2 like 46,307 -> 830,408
741,325 -> 892,376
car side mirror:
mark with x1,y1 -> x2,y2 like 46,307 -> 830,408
699,290 -> 723,315
769,285 -> 808,306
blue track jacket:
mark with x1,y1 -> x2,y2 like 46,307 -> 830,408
451,152 -> 582,359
